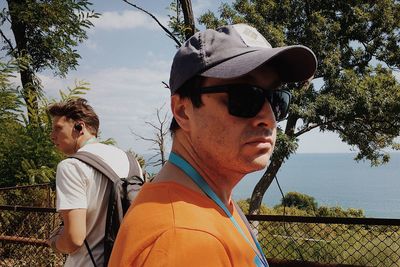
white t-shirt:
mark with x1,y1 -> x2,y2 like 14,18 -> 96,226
56,143 -> 130,267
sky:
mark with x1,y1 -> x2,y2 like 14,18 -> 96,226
4,0 -> 358,156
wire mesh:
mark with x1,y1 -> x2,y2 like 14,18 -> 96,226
1,185 -> 400,266
0,184 -> 65,266
248,216 -> 400,267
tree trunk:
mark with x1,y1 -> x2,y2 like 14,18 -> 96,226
179,0 -> 195,40
248,156 -> 284,214
20,70 -> 39,125
248,115 -> 298,214
7,0 -> 39,125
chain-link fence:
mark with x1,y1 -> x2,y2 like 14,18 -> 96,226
2,184 -> 400,266
247,215 -> 400,267
0,184 -> 65,266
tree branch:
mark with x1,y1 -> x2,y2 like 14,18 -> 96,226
145,121 -> 161,130
294,118 -> 343,137
0,28 -> 16,55
179,0 -> 195,40
122,0 -> 181,47
162,81 -> 170,89
294,123 -> 319,137
131,131 -> 158,143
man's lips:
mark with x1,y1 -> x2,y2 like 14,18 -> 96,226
245,137 -> 274,147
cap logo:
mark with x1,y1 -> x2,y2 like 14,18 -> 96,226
233,24 -> 272,49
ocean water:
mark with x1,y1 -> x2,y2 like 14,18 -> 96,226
233,153 -> 400,219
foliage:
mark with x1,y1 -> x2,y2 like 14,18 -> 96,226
168,1 -> 188,46
0,59 -> 92,187
260,220 -> 399,266
237,198 -> 272,214
316,206 -> 364,218
0,186 -> 53,207
0,0 -> 103,186
0,92 -> 60,187
272,191 -> 364,217
0,57 -> 115,188
199,0 -> 400,213
58,80 -> 91,101
198,3 -> 244,28
277,191 -> 318,212
2,0 -> 99,76
0,65 -> 22,125
166,0 -> 196,45
0,185 -> 64,265
0,124 -> 58,187
239,192 -> 364,218
1,0 -> 99,124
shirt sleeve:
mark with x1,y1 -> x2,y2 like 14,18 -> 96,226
56,159 -> 89,211
134,228 -> 232,267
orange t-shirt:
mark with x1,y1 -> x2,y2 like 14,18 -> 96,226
109,182 -> 267,267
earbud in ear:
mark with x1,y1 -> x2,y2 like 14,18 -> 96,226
74,124 -> 83,132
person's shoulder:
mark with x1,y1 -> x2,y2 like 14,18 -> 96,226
80,142 -> 123,153
82,143 -> 127,159
56,157 -> 96,178
140,227 -> 230,266
125,182 -> 207,228
56,157 -> 84,170
123,183 -> 177,224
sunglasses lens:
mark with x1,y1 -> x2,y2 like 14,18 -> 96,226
228,87 -> 265,118
199,85 -> 291,120
228,86 -> 291,120
271,91 -> 291,121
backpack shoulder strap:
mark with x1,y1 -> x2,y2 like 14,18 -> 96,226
69,150 -> 142,267
125,152 -> 144,181
69,151 -> 120,182
70,151 -> 143,182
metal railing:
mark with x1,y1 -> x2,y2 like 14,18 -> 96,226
1,184 -> 399,266
0,183 -> 65,266
247,215 -> 400,267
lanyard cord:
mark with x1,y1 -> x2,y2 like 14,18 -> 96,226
169,152 -> 268,266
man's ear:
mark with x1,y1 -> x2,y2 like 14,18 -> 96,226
171,95 -> 191,132
73,121 -> 85,135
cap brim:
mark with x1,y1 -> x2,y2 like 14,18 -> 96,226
201,45 -> 317,82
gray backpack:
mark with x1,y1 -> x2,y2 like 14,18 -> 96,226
70,151 -> 144,267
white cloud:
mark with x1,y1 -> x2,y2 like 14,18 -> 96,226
38,75 -> 68,94
192,0 -> 214,15
86,65 -> 172,153
40,61 -> 172,153
192,0 -> 234,21
93,10 -> 168,31
83,39 -> 98,50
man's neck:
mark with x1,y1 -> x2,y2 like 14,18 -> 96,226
156,143 -> 243,209
76,134 -> 97,151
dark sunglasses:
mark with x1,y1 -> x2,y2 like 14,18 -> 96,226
199,84 -> 292,121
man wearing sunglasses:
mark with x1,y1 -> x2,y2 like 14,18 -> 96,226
110,23 -> 317,267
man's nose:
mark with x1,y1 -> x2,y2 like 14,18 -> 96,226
254,101 -> 277,128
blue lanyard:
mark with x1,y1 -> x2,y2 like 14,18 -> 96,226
169,152 -> 268,267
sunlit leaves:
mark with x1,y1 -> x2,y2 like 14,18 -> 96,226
0,58 -> 93,186
3,0 -> 99,76
200,0 -> 400,165
198,0 -> 400,213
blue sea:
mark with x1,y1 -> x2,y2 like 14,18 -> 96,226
233,153 -> 400,219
